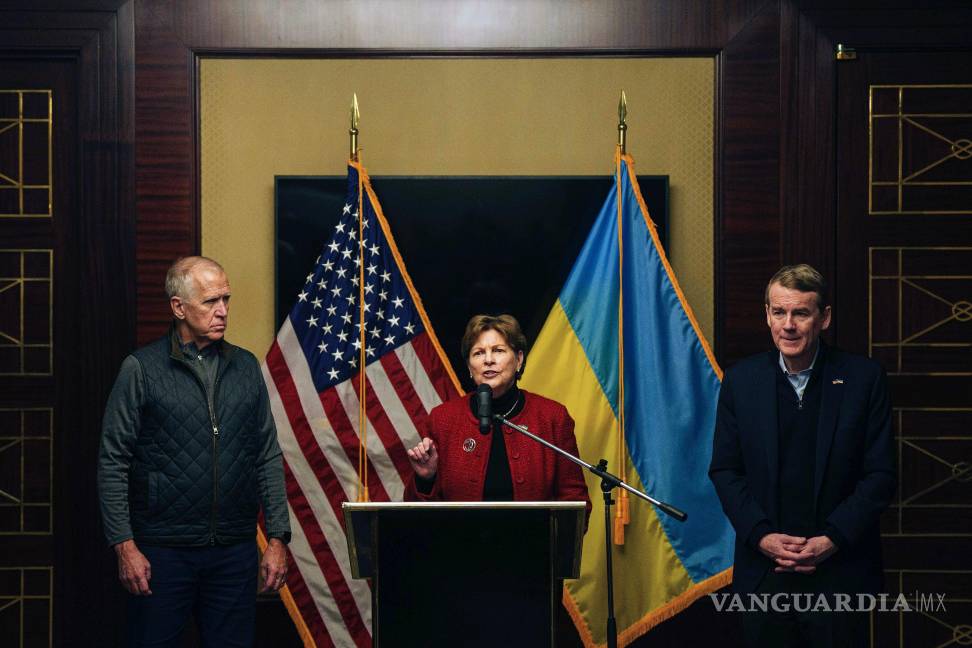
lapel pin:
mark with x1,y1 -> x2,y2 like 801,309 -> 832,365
462,438 -> 476,452
832,379 -> 844,385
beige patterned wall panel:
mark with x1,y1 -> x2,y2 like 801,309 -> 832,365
200,58 -> 714,357
0,91 -> 52,218
869,247 -> 972,375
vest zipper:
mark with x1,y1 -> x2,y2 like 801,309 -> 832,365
209,373 -> 220,545
174,345 -> 225,545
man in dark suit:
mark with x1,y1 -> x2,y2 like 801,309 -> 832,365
709,264 -> 895,647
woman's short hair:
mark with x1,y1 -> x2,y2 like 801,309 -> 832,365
765,263 -> 829,312
461,314 -> 528,375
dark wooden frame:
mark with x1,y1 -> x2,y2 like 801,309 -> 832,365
3,1 -> 971,646
0,2 -> 136,645
775,3 -> 972,347
127,11 -> 972,646
138,1 -> 972,363
131,0 -> 783,365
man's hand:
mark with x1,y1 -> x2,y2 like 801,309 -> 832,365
773,535 -> 838,574
758,533 -> 811,572
260,538 -> 288,593
115,539 -> 152,595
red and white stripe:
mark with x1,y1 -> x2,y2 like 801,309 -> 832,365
264,317 -> 456,647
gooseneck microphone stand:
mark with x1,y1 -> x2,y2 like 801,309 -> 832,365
493,413 -> 687,648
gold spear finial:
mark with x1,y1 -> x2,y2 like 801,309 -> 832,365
617,90 -> 628,154
349,93 -> 360,161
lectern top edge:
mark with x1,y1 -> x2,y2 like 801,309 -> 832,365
343,500 -> 587,583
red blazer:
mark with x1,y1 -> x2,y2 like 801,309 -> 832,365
405,390 -> 592,521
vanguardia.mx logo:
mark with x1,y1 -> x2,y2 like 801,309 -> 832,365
708,592 -> 947,613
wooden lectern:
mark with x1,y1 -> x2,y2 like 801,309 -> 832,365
343,501 -> 586,647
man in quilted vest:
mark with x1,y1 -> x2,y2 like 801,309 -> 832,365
98,256 -> 291,647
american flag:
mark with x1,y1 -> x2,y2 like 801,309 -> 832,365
261,163 -> 461,647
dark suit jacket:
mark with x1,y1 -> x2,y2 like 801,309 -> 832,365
709,344 -> 895,594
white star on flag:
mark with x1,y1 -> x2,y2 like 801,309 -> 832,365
261,163 -> 460,648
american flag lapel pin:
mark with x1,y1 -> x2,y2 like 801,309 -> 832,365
832,379 -> 844,385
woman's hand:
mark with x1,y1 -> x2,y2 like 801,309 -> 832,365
406,437 -> 438,480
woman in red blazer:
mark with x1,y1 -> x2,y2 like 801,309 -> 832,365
405,314 -> 591,519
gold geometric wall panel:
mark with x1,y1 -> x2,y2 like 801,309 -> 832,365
873,569 -> 971,648
0,409 -> 52,535
0,250 -> 52,376
0,567 -> 52,648
0,90 -> 52,218
870,84 -> 972,215
869,247 -> 972,375
883,408 -> 971,539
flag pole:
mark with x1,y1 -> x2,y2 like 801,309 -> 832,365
350,93 -> 360,162
607,89 -> 632,648
352,94 -> 369,502
615,90 -> 630,545
617,90 -> 627,155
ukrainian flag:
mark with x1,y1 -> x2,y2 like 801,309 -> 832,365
520,153 -> 734,647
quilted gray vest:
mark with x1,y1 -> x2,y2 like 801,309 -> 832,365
129,334 -> 265,545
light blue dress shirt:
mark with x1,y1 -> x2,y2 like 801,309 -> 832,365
778,344 -> 820,402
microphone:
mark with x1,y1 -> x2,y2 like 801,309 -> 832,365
476,384 -> 493,435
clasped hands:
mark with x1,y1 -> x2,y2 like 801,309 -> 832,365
758,533 -> 837,574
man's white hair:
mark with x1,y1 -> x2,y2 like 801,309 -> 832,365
165,256 -> 225,299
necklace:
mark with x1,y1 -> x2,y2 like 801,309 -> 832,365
499,394 -> 520,419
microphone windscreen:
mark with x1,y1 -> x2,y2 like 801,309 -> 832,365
476,384 -> 493,434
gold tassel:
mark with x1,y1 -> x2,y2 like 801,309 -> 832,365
613,505 -> 626,545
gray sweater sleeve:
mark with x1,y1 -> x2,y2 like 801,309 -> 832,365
254,366 -> 291,543
97,355 -> 144,546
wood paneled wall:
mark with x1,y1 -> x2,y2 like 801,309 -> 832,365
125,4 -> 972,647
2,1 -> 970,646
129,0 -> 780,363
0,3 -> 136,646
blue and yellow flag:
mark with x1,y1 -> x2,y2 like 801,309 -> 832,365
520,152 -> 734,647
